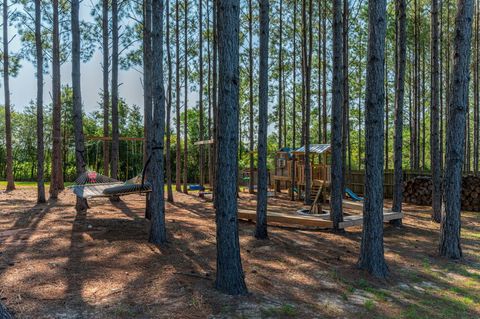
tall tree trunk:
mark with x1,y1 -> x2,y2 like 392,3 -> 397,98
331,0 -> 344,230
150,0 -> 167,244
35,0 -> 45,203
385,52 -> 389,171
474,0 -> 479,174
111,0 -> 120,180
144,0 -> 152,166
3,0 -> 14,191
175,0 -> 182,191
103,0 -> 110,175
322,0 -> 327,144
392,0 -> 406,225
144,0 -> 153,217
291,0 -> 297,201
277,0 -> 283,149
256,0 -> 269,240
248,0 -> 255,194
166,0 -> 174,202
439,0 -> 474,259
357,0 -> 389,279
342,0 -> 350,175
412,0 -> 419,170
317,2 -> 322,144
71,0 -> 88,211
183,0 -> 189,194
212,0 -> 218,197
50,0 -> 63,199
431,0 -> 442,222
207,0 -> 214,188
422,44 -> 427,169
357,31 -> 364,169
215,0 -> 248,295
199,0 -> 205,186
302,0 -> 313,205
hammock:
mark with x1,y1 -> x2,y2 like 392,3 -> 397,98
70,171 -> 152,199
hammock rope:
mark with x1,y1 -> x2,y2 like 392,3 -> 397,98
70,171 -> 151,199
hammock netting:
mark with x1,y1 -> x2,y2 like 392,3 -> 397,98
70,171 -> 151,199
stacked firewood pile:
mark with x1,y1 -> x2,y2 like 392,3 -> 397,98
403,175 -> 480,211
403,177 -> 432,205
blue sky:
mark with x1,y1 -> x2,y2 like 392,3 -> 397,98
4,5 -> 145,114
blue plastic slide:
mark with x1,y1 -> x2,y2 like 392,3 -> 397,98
345,188 -> 363,201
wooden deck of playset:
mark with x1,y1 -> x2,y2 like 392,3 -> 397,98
237,200 -> 403,229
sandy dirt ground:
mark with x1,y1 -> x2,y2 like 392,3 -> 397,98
0,187 -> 479,318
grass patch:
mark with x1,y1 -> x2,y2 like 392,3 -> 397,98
261,304 -> 298,318
0,181 -> 51,188
364,299 -> 375,311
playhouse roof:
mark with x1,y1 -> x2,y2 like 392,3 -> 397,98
293,144 -> 331,154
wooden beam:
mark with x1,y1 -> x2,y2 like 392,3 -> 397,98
86,136 -> 145,141
237,209 -> 333,228
338,211 -> 403,229
194,139 -> 214,145
237,208 -> 403,230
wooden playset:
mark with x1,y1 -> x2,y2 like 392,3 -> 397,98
236,144 -> 404,230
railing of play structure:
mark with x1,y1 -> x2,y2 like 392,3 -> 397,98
295,164 -> 331,185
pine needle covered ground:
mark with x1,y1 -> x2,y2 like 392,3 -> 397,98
0,188 -> 478,318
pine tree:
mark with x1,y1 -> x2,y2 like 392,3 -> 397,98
357,0 -> 389,279
391,0 -> 407,226
431,0 -> 442,222
331,0 -> 344,230
3,0 -> 14,191
71,0 -> 88,211
255,0 -> 269,240
166,0 -> 174,202
102,0 -> 110,175
35,0 -> 45,203
50,0 -> 64,199
111,0 -> 120,180
215,0 -> 248,295
149,0 -> 168,244
439,0 -> 474,259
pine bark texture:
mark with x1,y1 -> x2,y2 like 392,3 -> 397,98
215,0 -> 248,295
431,0 -> 442,222
103,0 -> 110,175
439,0 -> 474,259
144,0 -> 153,218
357,0 -> 389,279
248,0 -> 254,194
183,0 -> 189,194
3,0 -> 14,191
111,0 -> 120,179
50,0 -> 63,199
149,0 -> 168,244
72,0 -> 88,211
331,0 -> 344,230
166,0 -> 174,202
255,0 -> 269,240
199,0 -> 205,186
175,0 -> 182,191
35,0 -> 46,203
392,0 -> 407,221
